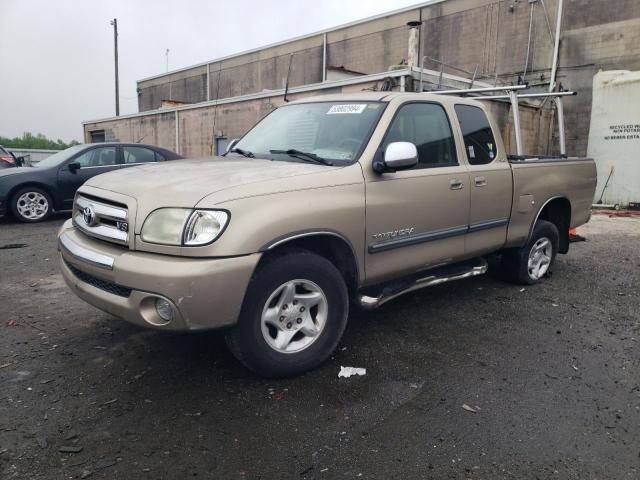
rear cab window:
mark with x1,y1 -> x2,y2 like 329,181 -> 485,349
454,104 -> 498,165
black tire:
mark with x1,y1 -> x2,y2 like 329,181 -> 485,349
11,187 -> 53,223
226,250 -> 349,378
501,219 -> 559,285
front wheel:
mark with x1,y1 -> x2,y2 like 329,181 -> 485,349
226,250 -> 349,377
11,187 -> 52,223
501,219 -> 559,285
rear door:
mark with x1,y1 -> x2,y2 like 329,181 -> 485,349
453,104 -> 513,256
365,101 -> 470,283
57,146 -> 121,209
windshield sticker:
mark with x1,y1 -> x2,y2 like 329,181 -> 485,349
327,104 -> 367,115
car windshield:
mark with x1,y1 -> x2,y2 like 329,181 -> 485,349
232,102 -> 385,165
35,145 -> 86,168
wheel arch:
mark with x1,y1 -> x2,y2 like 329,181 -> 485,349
529,196 -> 572,254
9,182 -> 57,209
258,231 -> 360,296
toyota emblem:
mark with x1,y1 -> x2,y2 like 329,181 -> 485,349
83,205 -> 96,226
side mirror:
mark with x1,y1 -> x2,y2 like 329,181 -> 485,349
15,156 -> 25,167
225,138 -> 240,155
68,162 -> 81,173
373,142 -> 418,173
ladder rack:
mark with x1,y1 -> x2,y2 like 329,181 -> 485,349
429,85 -> 576,157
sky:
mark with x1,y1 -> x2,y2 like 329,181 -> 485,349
0,0 -> 422,142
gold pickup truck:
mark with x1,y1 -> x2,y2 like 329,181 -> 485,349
58,92 -> 596,377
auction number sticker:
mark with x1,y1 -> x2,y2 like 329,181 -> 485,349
327,104 -> 367,114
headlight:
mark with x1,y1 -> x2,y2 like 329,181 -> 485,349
140,208 -> 229,246
183,210 -> 229,246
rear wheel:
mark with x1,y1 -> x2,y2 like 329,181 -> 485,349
11,187 -> 52,223
226,250 -> 348,377
501,219 -> 559,285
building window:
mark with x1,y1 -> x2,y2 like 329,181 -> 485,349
89,130 -> 106,143
216,137 -> 229,156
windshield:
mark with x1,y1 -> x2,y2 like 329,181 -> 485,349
233,102 -> 385,165
35,145 -> 86,168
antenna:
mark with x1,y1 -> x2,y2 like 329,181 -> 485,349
283,54 -> 293,102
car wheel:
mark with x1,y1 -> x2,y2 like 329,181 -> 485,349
11,187 -> 52,223
226,250 -> 349,378
501,219 -> 559,285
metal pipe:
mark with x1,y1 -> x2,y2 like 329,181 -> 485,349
206,63 -> 211,101
110,19 -> 119,116
474,91 -> 576,100
549,0 -> 563,91
509,90 -> 524,156
523,1 -> 534,80
174,110 -> 179,154
322,33 -> 327,82
431,84 -> 528,95
554,96 -> 566,156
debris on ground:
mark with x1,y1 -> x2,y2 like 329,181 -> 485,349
338,366 -> 366,378
59,445 -> 83,453
462,404 -> 481,413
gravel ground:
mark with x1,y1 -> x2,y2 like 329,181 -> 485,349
1,214 -> 639,479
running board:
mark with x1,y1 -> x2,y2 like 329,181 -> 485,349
357,258 -> 488,310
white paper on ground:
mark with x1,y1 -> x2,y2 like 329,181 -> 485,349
338,366 -> 366,378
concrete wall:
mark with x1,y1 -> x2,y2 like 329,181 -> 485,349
86,79 -> 388,157
119,0 -> 640,158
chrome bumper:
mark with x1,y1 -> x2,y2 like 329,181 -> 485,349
57,221 -> 261,331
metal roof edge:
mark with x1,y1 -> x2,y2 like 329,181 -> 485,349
82,69 -> 412,125
136,0 -> 445,83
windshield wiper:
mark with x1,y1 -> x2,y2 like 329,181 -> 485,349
228,147 -> 254,158
269,149 -> 333,166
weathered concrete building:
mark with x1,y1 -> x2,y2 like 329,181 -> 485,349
83,0 -> 640,203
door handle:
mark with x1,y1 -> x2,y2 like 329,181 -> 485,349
474,176 -> 487,187
449,178 -> 464,190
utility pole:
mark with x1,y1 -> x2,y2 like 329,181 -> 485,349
110,18 -> 120,116
165,49 -> 170,72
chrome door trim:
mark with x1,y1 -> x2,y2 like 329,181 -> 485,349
468,217 -> 509,233
368,224 -> 468,254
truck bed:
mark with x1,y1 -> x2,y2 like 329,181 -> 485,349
505,156 -> 597,249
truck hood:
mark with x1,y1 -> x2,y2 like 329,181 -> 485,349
85,157 -> 341,209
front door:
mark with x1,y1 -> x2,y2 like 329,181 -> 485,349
57,146 -> 121,209
365,101 -> 470,284
453,104 -> 513,256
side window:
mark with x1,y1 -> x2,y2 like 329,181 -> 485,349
454,105 -> 498,165
73,147 -> 117,167
382,103 -> 457,168
123,146 -> 157,164
154,151 -> 166,161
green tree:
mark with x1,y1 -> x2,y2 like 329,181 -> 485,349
0,132 -> 81,150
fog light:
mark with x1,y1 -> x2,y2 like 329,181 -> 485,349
155,298 -> 173,322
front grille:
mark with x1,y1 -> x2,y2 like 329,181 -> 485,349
74,194 -> 129,246
65,259 -> 132,298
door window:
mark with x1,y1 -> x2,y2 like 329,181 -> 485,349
73,147 -> 117,167
123,146 -> 157,164
382,103 -> 457,168
454,105 -> 498,165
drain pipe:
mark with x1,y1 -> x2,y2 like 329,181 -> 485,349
548,0 -> 563,91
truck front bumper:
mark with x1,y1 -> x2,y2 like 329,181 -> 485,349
58,220 -> 261,331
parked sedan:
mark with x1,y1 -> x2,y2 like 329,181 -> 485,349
0,143 -> 182,222
0,145 -> 19,168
